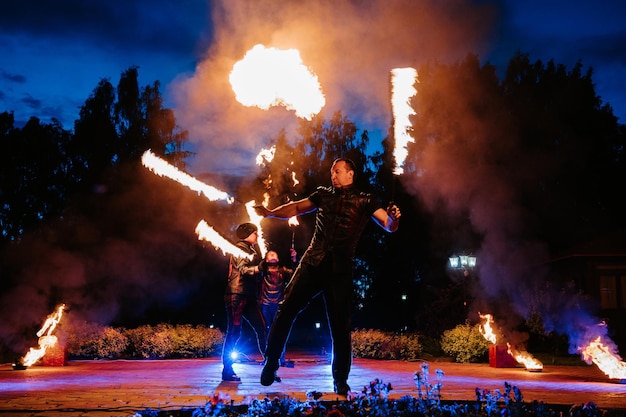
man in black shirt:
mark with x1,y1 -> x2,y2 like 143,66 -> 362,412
254,158 -> 401,395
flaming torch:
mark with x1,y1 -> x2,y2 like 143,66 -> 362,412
245,199 -> 268,256
141,150 -> 234,204
229,44 -> 325,120
195,220 -> 253,260
14,304 -> 66,370
390,67 -> 418,176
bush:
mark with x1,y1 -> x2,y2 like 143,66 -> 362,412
440,322 -> 490,363
62,321 -> 223,360
352,329 -> 422,360
64,320 -> 128,359
124,324 -> 224,359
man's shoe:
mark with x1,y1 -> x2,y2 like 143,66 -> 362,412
260,362 -> 278,386
333,380 -> 350,396
222,369 -> 241,382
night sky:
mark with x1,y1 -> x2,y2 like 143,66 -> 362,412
1,0 -> 625,176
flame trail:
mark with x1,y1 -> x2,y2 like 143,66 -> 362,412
195,220 -> 253,260
390,67 -> 418,175
141,150 -> 234,203
21,304 -> 66,367
230,44 -> 325,120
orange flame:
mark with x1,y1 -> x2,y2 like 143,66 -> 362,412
21,304 -> 66,367
245,200 -> 267,255
390,67 -> 418,175
195,220 -> 253,260
507,343 -> 543,371
580,336 -> 626,379
230,44 -> 325,120
141,150 -> 234,203
288,216 -> 299,226
478,312 -> 497,344
479,312 -> 543,370
256,146 -> 276,166
291,171 -> 300,187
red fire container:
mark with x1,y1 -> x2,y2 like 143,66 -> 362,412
488,344 -> 517,368
42,343 -> 68,366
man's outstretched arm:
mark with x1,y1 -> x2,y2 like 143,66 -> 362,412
254,198 -> 317,220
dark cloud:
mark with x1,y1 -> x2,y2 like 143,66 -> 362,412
20,94 -> 41,110
1,70 -> 26,83
0,0 -> 211,55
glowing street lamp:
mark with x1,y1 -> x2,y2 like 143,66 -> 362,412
449,254 -> 477,308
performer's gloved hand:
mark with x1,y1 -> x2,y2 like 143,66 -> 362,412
258,259 -> 267,272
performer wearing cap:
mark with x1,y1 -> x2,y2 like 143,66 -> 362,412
221,222 -> 267,382
255,158 -> 401,395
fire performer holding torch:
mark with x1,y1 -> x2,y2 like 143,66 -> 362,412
221,222 -> 268,382
254,158 -> 401,395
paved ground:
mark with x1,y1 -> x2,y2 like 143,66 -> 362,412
1,353 -> 626,416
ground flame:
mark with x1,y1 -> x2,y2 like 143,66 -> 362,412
580,336 -> 626,379
21,304 -> 66,367
507,343 -> 543,371
478,312 -> 497,344
195,220 -> 253,260
390,67 -> 418,175
479,312 -> 543,370
230,44 -> 325,120
141,150 -> 234,203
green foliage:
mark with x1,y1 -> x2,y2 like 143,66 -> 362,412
440,322 -> 490,363
351,329 -> 422,360
64,320 -> 128,359
64,322 -> 223,360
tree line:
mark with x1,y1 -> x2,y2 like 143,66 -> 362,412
1,52 -> 625,338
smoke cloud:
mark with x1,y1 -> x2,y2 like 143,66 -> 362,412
171,0 -> 497,176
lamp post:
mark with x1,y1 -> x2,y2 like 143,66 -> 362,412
448,254 -> 477,308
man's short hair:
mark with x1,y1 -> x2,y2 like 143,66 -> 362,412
333,158 -> 358,178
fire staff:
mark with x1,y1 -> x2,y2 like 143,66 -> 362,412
255,158 -> 401,395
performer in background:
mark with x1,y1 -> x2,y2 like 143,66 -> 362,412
255,158 -> 401,395
259,248 -> 297,367
221,223 -> 266,382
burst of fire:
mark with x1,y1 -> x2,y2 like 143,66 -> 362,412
141,150 -> 234,203
291,171 -> 300,187
580,336 -> 626,379
21,304 -> 66,367
390,67 -> 418,175
195,220 -> 253,260
256,146 -> 276,166
229,44 -> 325,120
478,312 -> 543,371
